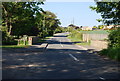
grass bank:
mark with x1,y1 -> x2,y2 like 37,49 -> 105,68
0,45 -> 30,48
67,30 -> 90,46
100,48 -> 120,61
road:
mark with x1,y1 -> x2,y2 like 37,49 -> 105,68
2,33 -> 120,80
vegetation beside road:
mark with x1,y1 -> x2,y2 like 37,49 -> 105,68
67,26 -> 120,61
100,47 -> 120,61
100,28 -> 120,61
90,1 -> 120,61
38,35 -> 53,43
1,2 -> 62,46
0,45 -> 30,48
67,28 -> 90,46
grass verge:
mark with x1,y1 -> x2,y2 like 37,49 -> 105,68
1,35 -> 53,48
0,45 -> 30,48
68,36 -> 90,46
99,48 -> 120,61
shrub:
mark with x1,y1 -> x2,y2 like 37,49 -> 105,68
54,27 -> 63,33
100,27 -> 120,61
2,31 -> 18,45
69,29 -> 82,41
108,27 -> 120,48
100,48 -> 120,61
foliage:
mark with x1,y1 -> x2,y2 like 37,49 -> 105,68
98,25 -> 104,29
2,2 -> 44,36
92,26 -> 97,29
68,28 -> 83,41
92,1 -> 120,61
67,28 -> 91,45
77,28 -> 82,31
100,48 -> 120,61
90,2 -> 120,25
2,2 -> 61,45
108,27 -> 120,48
68,24 -> 75,27
2,30 -> 17,45
54,27 -> 63,33
37,11 -> 61,38
0,45 -> 30,48
99,27 -> 120,61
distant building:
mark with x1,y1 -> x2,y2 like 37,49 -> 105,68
81,26 -> 92,30
103,25 -> 120,29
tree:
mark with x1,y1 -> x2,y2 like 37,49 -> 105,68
90,1 -> 120,25
92,26 -> 97,28
2,2 -> 44,36
98,25 -> 104,29
68,24 -> 75,27
2,2 -> 61,45
40,11 -> 61,37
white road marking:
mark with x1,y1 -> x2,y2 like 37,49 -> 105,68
77,45 -> 88,50
69,54 -> 79,61
67,37 -> 87,50
99,77 -> 105,80
60,40 -> 64,47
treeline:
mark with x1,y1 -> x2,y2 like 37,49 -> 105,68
1,2 -> 62,45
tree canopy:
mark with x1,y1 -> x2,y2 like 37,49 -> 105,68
1,2 -> 61,45
90,1 -> 120,25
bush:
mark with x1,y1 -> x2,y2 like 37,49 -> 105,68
100,27 -> 120,61
100,48 -> 120,61
54,27 -> 63,33
2,39 -> 18,45
18,40 -> 28,45
108,27 -> 120,48
69,29 -> 83,41
2,31 -> 18,45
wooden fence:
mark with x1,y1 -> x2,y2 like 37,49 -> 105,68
82,34 -> 109,49
83,34 -> 109,42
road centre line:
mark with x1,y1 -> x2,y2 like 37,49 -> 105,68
99,77 -> 105,80
60,39 -> 64,47
69,54 -> 79,61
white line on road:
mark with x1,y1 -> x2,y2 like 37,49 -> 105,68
69,54 -> 79,61
60,40 -> 64,47
99,77 -> 105,80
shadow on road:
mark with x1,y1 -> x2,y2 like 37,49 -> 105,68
2,47 -> 119,79
54,35 -> 67,37
48,39 -> 81,45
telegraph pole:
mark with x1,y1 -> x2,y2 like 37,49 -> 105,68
73,17 -> 74,25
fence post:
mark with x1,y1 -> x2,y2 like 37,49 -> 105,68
17,39 -> 20,45
28,37 -> 32,45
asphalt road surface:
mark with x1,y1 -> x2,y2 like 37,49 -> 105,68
2,32 -> 120,80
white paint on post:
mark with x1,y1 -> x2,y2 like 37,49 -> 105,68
69,54 -> 79,61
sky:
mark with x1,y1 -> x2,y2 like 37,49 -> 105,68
40,1 -> 102,27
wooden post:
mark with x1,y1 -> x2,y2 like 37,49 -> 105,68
28,37 -> 32,45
